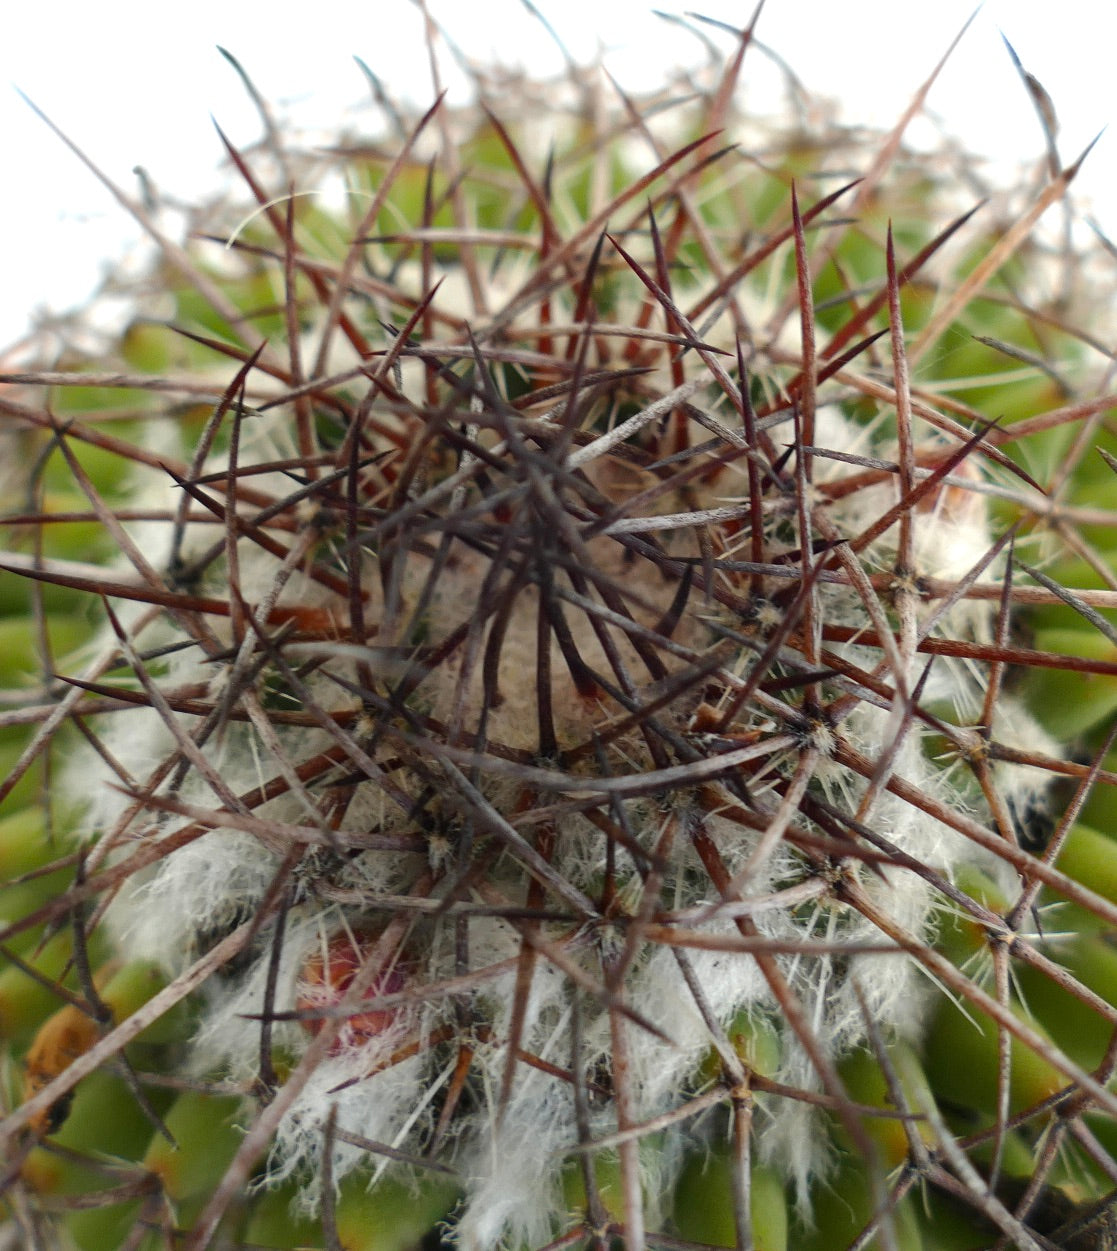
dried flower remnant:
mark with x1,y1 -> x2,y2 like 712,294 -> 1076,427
295,929 -> 411,1051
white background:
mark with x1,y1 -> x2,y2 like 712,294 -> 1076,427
0,1 -> 1111,350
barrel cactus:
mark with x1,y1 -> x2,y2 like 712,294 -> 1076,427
2,12 -> 1117,1251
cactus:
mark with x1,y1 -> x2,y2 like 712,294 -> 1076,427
2,11 -> 1117,1251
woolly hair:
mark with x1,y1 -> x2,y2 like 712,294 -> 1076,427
61,370 -> 1021,1231
3,14 -> 1117,1251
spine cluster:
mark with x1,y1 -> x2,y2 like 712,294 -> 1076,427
2,22 -> 1117,1251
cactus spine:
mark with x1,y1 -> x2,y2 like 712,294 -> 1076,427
2,12 -> 1117,1251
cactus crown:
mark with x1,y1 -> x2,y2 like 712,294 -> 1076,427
3,14 -> 1117,1251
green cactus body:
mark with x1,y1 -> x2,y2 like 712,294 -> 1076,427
2,14 -> 1117,1251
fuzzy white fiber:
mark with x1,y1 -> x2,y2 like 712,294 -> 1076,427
64,360 -> 1045,1243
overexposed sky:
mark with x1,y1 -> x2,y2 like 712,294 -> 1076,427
0,1 -> 1111,350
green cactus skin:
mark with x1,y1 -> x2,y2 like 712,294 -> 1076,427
3,14 -> 1117,1251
